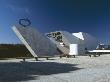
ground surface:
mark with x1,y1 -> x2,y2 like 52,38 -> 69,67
0,54 -> 110,82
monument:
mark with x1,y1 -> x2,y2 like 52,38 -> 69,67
12,19 -> 60,57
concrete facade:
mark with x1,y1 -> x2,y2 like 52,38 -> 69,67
46,31 -> 85,55
46,31 -> 100,55
12,26 -> 60,57
12,25 -> 100,56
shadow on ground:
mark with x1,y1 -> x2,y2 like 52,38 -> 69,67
0,62 -> 81,82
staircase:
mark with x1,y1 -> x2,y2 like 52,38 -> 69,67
57,45 -> 69,54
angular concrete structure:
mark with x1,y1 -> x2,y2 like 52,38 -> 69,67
12,26 -> 60,57
46,31 -> 100,56
46,31 -> 85,55
73,32 -> 100,50
46,31 -> 82,45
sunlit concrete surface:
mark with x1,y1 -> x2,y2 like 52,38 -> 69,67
0,54 -> 110,82
73,32 -> 100,50
12,26 -> 60,57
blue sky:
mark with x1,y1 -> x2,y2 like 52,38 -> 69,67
0,0 -> 110,44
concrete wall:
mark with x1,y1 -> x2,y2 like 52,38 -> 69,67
12,26 -> 60,57
46,31 -> 85,55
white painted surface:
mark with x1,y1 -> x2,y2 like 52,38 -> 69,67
73,32 -> 84,40
69,44 -> 85,55
88,50 -> 110,52
69,44 -> 78,55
